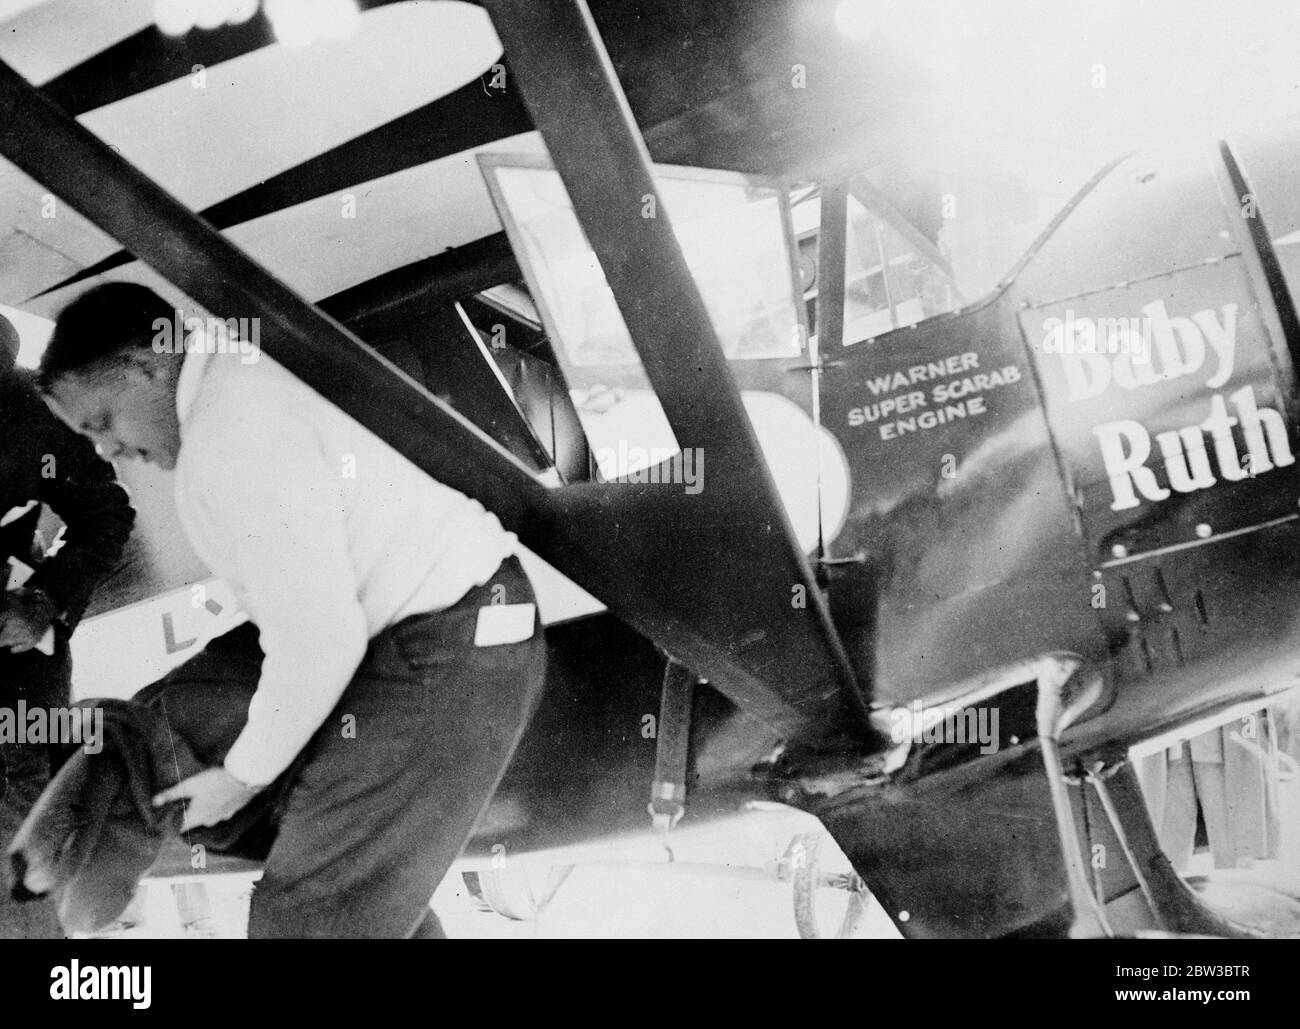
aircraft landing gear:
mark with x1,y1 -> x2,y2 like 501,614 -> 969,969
786,831 -> 874,939
1034,654 -> 1113,938
1036,657 -> 1276,937
1086,760 -> 1267,937
462,865 -> 575,922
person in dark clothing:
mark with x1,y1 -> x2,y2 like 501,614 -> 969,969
0,312 -> 135,938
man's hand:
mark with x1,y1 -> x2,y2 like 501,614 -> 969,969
0,588 -> 58,652
152,768 -> 263,831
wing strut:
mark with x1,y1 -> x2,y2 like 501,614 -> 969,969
483,0 -> 879,746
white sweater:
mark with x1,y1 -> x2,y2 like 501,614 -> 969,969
173,348 -> 516,786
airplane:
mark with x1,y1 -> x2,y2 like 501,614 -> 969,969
0,0 -> 1298,939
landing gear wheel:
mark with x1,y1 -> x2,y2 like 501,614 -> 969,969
465,865 -> 575,922
790,832 -> 871,939
460,871 -> 493,913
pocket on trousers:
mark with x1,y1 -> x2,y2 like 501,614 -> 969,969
388,613 -> 467,672
388,601 -> 539,673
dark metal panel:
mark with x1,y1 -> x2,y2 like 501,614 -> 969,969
820,295 -> 1108,704
814,746 -> 1070,938
482,0 -> 875,743
1067,519 -> 1300,756
1021,258 -> 1296,565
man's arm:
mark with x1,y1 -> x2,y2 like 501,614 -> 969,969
26,393 -> 135,629
190,405 -> 369,788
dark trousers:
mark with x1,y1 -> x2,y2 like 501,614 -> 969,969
0,633 -> 70,939
152,556 -> 546,938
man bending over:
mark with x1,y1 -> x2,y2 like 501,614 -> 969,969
40,284 -> 546,938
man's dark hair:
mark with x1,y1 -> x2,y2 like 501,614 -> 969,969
40,282 -> 174,391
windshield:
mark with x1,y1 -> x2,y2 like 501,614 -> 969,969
481,157 -> 809,479
792,159 -> 1087,346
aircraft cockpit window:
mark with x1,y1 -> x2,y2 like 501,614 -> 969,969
481,158 -> 805,367
794,181 -> 963,347
844,192 -> 960,340
480,156 -> 808,480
